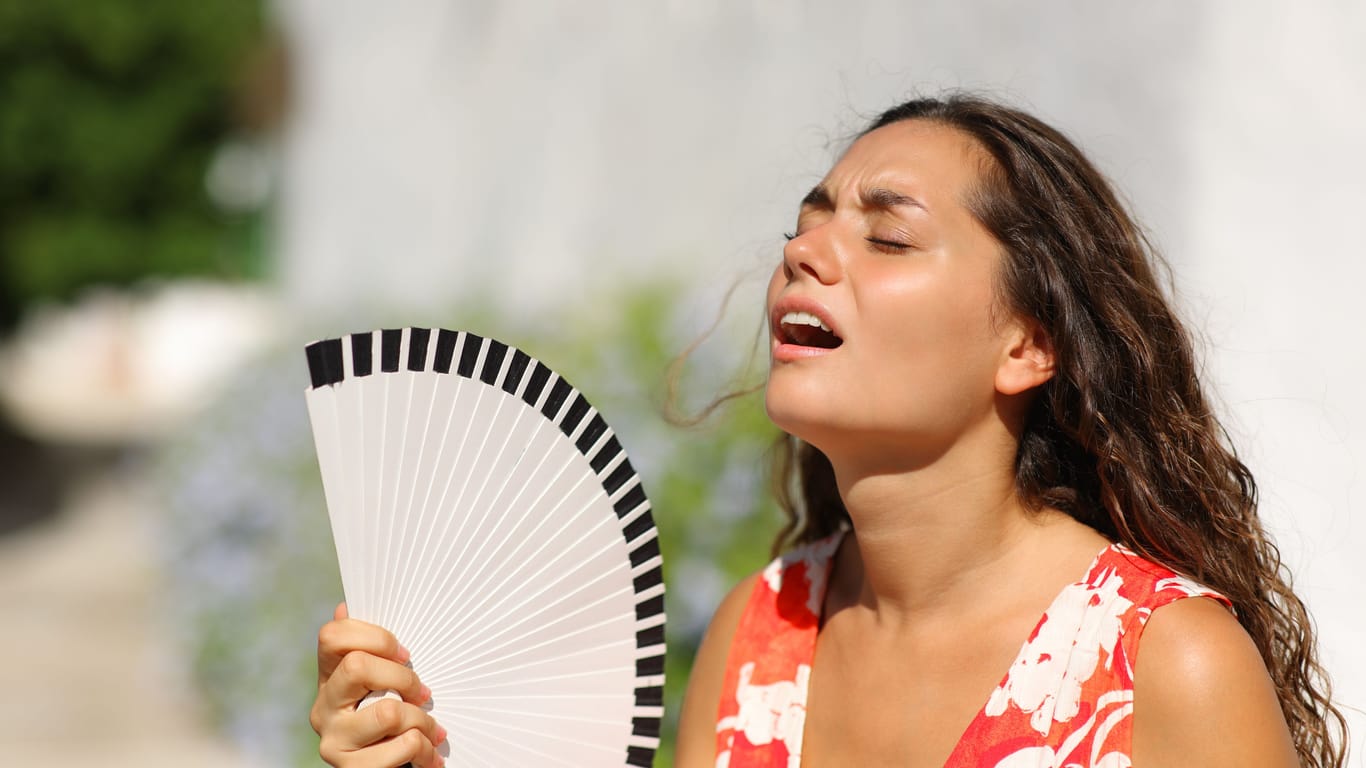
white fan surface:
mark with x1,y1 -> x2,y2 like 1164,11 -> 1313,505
305,328 -> 665,767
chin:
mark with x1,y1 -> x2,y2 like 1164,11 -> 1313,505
763,383 -> 838,448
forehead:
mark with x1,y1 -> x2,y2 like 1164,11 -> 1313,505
820,119 -> 987,209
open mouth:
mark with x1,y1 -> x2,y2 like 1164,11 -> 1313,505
778,311 -> 843,349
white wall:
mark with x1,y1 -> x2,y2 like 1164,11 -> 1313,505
1184,4 -> 1366,756
276,1 -> 1365,758
274,1 -> 1208,319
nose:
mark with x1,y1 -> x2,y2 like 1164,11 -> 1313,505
780,226 -> 840,285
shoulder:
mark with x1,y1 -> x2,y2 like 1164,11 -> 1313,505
674,533 -> 845,766
692,571 -> 764,680
674,571 -> 762,768
1132,596 -> 1298,766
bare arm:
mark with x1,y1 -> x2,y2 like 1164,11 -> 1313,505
674,573 -> 760,768
1132,597 -> 1299,766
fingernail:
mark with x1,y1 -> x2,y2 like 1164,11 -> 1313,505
397,644 -> 412,663
435,726 -> 448,746
420,684 -> 432,703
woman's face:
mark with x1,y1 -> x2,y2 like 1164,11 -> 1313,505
765,119 -> 1028,465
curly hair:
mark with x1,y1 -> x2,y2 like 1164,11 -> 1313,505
765,93 -> 1347,767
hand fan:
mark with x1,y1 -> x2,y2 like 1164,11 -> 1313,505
304,327 -> 665,767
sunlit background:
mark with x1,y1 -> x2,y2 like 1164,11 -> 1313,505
1,2 -> 1362,765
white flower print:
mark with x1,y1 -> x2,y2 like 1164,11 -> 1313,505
1154,574 -> 1212,599
1132,574 -> 1227,640
991,745 -> 1130,768
991,745 -> 1058,767
990,690 -> 1134,768
715,662 -> 810,768
985,565 -> 1134,735
761,532 -> 843,617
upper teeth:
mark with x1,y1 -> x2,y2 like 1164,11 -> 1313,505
781,311 -> 831,333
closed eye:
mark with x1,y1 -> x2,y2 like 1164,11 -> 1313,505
866,236 -> 912,252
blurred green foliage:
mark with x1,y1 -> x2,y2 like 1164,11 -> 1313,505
0,0 -> 265,330
159,280 -> 783,766
531,283 -> 783,767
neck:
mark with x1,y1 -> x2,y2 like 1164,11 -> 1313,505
823,426 -> 1080,624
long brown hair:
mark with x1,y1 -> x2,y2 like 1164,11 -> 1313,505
765,94 -> 1346,766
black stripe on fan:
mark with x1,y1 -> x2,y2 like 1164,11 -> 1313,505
352,332 -> 373,377
633,565 -> 663,593
541,377 -> 573,421
634,686 -> 663,707
615,484 -> 648,519
305,338 -> 344,388
521,361 -> 552,408
433,329 -> 458,373
629,537 -> 660,567
501,349 -> 531,395
603,460 -> 634,495
623,512 -> 653,543
480,339 -> 508,385
575,413 -> 608,453
590,436 -> 622,473
632,717 -> 661,738
635,594 -> 664,621
626,747 -> 654,767
560,394 -> 591,435
636,624 -> 665,648
635,655 -> 665,677
381,329 -> 402,372
407,327 -> 431,371
457,332 -> 483,377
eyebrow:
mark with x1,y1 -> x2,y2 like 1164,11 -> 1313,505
863,186 -> 926,212
799,184 -> 927,213
801,185 -> 833,209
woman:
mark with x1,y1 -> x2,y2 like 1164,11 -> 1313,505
311,95 -> 1347,767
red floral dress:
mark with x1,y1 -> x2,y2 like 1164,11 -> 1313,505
713,532 -> 1230,767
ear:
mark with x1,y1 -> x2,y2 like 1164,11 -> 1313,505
996,318 -> 1055,396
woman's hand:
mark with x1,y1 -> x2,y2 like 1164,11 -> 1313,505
310,603 -> 447,768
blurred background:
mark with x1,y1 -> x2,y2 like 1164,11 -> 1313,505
1,1 -> 1362,765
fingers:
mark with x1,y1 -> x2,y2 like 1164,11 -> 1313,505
320,727 -> 445,768
317,698 -> 447,768
355,698 -> 445,756
366,728 -> 443,768
318,614 -> 409,685
320,651 -> 427,713
368,726 -> 445,768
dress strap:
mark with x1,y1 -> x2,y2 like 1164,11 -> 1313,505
712,532 -> 844,768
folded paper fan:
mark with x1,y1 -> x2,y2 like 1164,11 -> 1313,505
304,328 -> 664,767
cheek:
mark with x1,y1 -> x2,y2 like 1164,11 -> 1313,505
861,272 -> 1003,388
766,264 -> 782,300
764,265 -> 786,325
